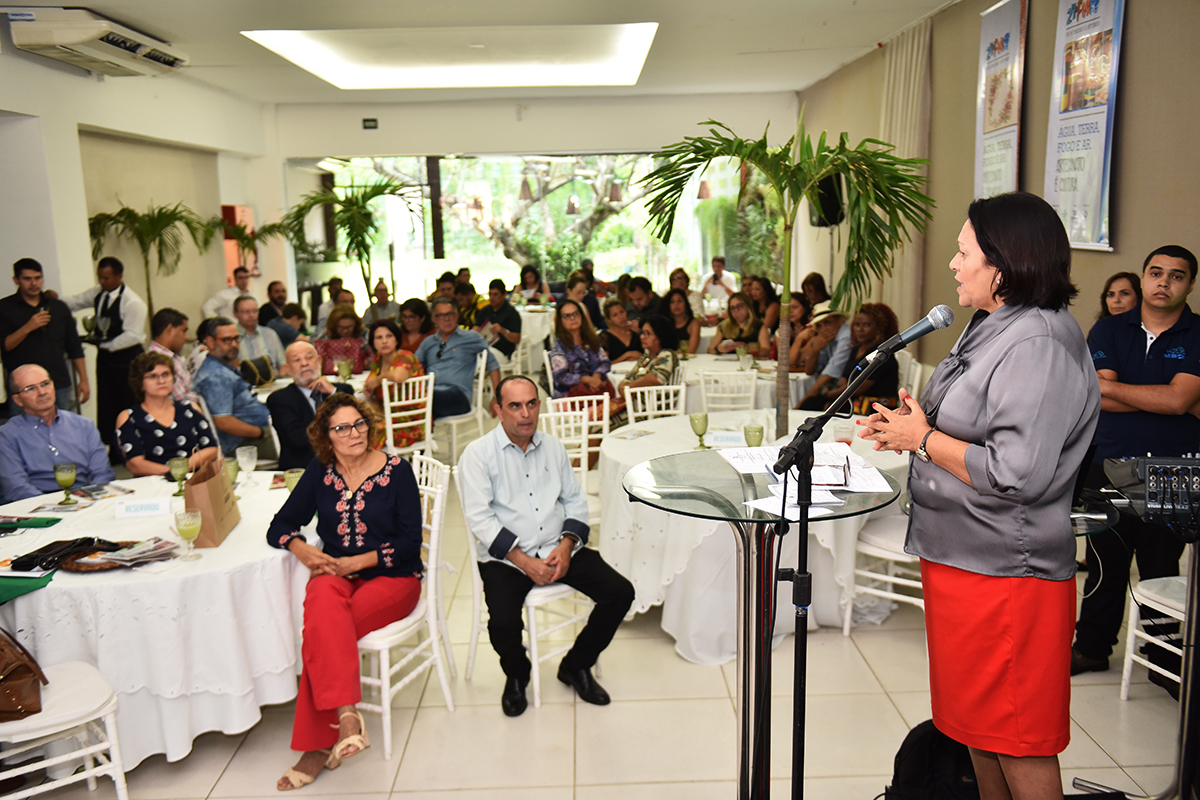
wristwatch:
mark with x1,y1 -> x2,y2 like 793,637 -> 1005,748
915,429 -> 935,462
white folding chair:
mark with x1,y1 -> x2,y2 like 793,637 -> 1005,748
549,394 -> 610,492
0,661 -> 129,800
381,374 -> 435,458
539,409 -> 589,487
452,467 -> 594,708
842,506 -> 923,636
1120,575 -> 1186,700
437,350 -> 488,466
624,384 -> 687,424
358,455 -> 456,758
499,336 -> 531,378
699,370 -> 757,412
671,363 -> 686,386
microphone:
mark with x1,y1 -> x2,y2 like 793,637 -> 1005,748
861,305 -> 954,364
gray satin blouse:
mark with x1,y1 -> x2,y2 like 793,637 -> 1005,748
905,304 -> 1100,580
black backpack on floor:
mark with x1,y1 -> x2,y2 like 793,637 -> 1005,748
884,720 -> 979,800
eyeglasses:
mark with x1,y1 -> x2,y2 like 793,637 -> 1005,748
329,418 -> 369,437
729,303 -> 746,312
561,311 -> 581,320
146,371 -> 174,381
432,312 -> 457,320
217,335 -> 241,345
17,379 -> 52,395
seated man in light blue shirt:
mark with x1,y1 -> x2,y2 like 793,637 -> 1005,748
796,302 -> 853,408
414,296 -> 501,419
233,295 -> 289,375
458,375 -> 634,717
0,364 -> 114,502
193,317 -> 271,454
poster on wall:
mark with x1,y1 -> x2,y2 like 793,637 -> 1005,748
975,0 -> 1027,199
1043,0 -> 1124,251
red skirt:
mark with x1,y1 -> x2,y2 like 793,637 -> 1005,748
921,560 -> 1075,757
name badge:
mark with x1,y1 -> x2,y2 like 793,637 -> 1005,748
115,498 -> 171,518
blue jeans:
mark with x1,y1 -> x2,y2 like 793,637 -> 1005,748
432,385 -> 471,419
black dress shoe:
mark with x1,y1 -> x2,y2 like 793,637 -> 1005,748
557,664 -> 611,705
1070,648 -> 1109,676
1148,669 -> 1181,701
501,676 -> 528,717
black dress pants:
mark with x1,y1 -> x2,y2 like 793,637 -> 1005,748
478,547 -> 634,682
96,346 -> 142,449
1074,463 -> 1184,663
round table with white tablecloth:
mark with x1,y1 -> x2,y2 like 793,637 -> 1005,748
598,408 -> 907,664
609,353 -> 814,413
0,473 -> 311,767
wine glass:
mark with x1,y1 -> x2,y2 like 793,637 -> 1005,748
336,359 -> 353,381
678,342 -> 689,361
236,446 -> 258,486
743,425 -> 765,447
168,457 -> 189,496
735,346 -> 748,370
284,468 -> 304,493
224,458 -> 240,487
96,316 -> 111,340
53,463 -> 77,505
689,412 -> 709,450
82,315 -> 95,336
175,509 -> 202,562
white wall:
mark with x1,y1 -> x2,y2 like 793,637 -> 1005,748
0,112 -> 60,286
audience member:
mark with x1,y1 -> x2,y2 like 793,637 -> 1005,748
801,272 -> 831,305
749,277 -> 781,332
427,271 -> 457,303
459,375 -> 634,716
0,258 -> 88,412
625,276 -> 659,325
1097,271 -> 1142,321
315,277 -> 344,334
699,256 -> 738,301
475,279 -> 523,362
776,295 -> 815,370
599,298 -> 643,364
708,291 -> 766,355
362,319 -> 425,452
0,364 -> 114,502
116,352 -> 219,475
513,265 -> 551,304
266,342 -> 352,470
60,257 -> 146,461
614,274 -> 632,308
266,302 -> 309,348
334,289 -> 356,310
414,297 -> 499,419
363,280 -> 401,326
660,287 -> 700,354
314,306 -> 368,375
669,267 -> 705,318
457,267 -> 472,284
561,271 -> 605,330
234,295 -> 289,375
147,307 -> 199,403
259,280 -> 288,326
799,302 -> 899,412
1072,245 -> 1200,695
455,281 -> 488,328
549,299 -> 613,401
794,301 -> 853,404
612,315 -> 679,427
580,258 -> 611,296
193,316 -> 270,455
398,298 -> 434,353
202,266 -> 252,320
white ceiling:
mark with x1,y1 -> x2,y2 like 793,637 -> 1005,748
8,0 -> 954,104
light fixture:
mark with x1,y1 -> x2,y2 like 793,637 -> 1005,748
242,23 -> 658,90
609,182 -> 623,203
566,195 -> 580,215
697,181 -> 711,200
519,178 -> 533,201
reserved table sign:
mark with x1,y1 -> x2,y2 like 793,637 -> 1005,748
115,498 -> 171,518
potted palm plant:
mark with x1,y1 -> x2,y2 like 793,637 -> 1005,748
207,217 -> 291,275
642,118 -> 934,437
88,202 -> 214,315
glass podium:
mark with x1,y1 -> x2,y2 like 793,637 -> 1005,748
623,449 -> 901,800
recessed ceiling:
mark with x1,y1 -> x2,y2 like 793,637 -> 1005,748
3,1 -> 956,104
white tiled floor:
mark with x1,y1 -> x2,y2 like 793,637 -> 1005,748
38,426 -> 1185,799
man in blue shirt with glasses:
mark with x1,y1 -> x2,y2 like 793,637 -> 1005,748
414,297 -> 500,419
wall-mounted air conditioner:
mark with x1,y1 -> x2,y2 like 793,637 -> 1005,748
6,7 -> 188,77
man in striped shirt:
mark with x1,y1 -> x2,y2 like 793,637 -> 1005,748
147,307 -> 198,404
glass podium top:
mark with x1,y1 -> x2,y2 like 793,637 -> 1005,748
621,449 -> 901,525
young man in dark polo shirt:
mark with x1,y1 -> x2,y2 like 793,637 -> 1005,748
474,278 -> 522,361
0,258 -> 88,413
1072,245 -> 1200,696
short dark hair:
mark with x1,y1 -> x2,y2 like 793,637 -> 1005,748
566,271 -> 589,291
13,258 -> 42,277
368,318 -> 404,350
430,296 -> 457,314
400,298 -> 434,333
233,267 -> 249,277
520,265 -> 542,287
151,307 -> 188,338
233,294 -> 257,313
488,278 -> 507,293
580,258 -> 594,269
280,302 -> 306,320
967,192 -> 1076,311
97,256 -> 124,275
128,351 -> 174,403
307,393 -> 377,465
494,374 -> 539,406
267,280 -> 285,292
203,316 -> 236,342
437,271 -> 456,286
628,276 -> 652,295
712,255 -> 726,265
1143,245 -> 1198,281
328,277 -> 344,287
453,281 -> 475,297
640,314 -> 679,350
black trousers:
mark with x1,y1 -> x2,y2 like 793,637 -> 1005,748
96,346 -> 142,447
1075,463 -> 1185,662
478,548 -> 634,682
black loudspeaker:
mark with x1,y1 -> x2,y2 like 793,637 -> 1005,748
808,174 -> 845,228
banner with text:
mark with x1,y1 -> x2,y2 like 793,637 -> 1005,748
1043,0 -> 1124,250
975,0 -> 1027,199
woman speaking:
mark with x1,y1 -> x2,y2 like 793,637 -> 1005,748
861,192 -> 1100,800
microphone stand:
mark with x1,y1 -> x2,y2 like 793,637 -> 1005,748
773,346 -> 902,800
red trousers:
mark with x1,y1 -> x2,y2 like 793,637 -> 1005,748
291,574 -> 421,752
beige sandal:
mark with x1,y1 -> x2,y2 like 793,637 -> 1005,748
329,710 -> 369,766
277,768 -> 316,791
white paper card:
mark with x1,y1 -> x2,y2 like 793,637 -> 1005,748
115,498 -> 171,518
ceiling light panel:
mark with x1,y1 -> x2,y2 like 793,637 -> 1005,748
241,23 -> 658,90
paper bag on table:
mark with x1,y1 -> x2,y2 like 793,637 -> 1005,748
182,456 -> 241,548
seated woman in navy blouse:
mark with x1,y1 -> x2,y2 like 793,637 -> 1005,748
115,352 -> 219,476
266,393 -> 423,791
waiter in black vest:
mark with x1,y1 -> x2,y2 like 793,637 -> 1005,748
60,257 -> 147,461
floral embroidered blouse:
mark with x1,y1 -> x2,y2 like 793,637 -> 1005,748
549,339 -> 611,398
367,350 -> 426,450
266,454 -> 424,580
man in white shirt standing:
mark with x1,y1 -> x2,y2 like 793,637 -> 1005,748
233,295 -> 289,375
459,375 -> 633,716
201,266 -> 252,320
314,277 -> 344,334
699,255 -> 739,301
60,257 -> 147,460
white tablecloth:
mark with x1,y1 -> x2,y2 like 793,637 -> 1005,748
610,353 -> 814,413
598,408 -> 907,664
0,475 -> 310,766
